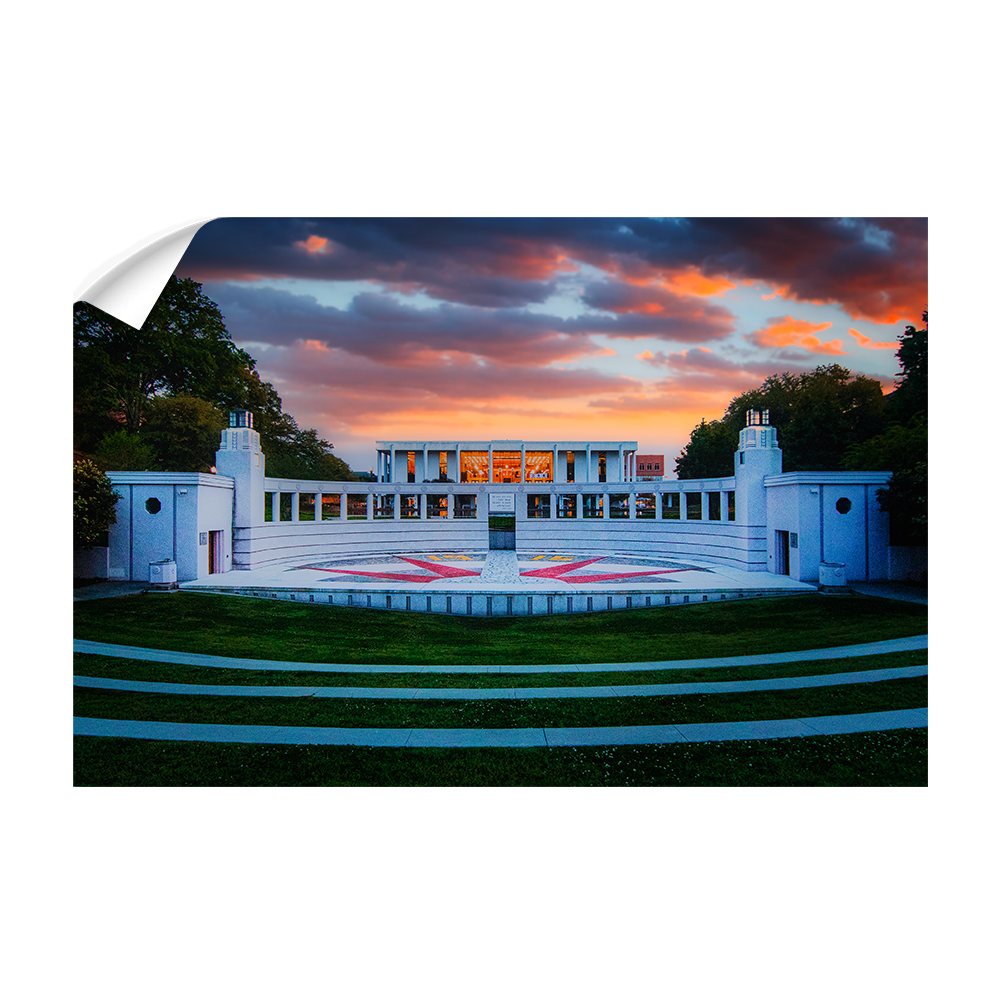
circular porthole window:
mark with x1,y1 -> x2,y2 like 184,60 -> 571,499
835,497 -> 852,514
145,497 -> 162,514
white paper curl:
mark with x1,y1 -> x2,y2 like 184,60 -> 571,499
76,219 -> 214,329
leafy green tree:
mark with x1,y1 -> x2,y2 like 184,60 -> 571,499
843,416 -> 927,474
877,462 -> 927,545
93,430 -> 157,471
885,311 -> 928,426
674,364 -> 887,478
870,312 -> 928,544
263,418 -> 354,480
74,274 -> 259,440
76,276 -> 359,480
142,395 -> 227,472
727,365 -> 886,472
674,418 -> 739,479
74,459 -> 122,548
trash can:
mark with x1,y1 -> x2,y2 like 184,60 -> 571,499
818,562 -> 846,589
149,559 -> 178,590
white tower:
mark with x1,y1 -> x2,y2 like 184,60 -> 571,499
215,410 -> 265,527
735,409 -> 782,527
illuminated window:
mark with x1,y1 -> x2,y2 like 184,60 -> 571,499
527,495 -> 550,518
566,451 -> 575,483
407,451 -> 415,483
427,494 -> 448,518
439,452 -> 448,479
492,450 -> 522,483
598,452 -> 606,483
525,451 -> 553,482
454,494 -> 476,518
557,495 -> 577,518
460,451 -> 488,483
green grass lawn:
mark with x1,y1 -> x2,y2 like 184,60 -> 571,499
73,730 -> 928,786
73,676 -> 927,730
74,591 -> 927,666
73,648 -> 927,689
73,590 -> 928,786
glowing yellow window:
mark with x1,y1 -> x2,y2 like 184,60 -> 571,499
525,451 -> 553,482
460,451 -> 488,483
492,451 -> 522,483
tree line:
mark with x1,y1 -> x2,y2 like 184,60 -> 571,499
74,275 -> 358,481
673,314 -> 927,544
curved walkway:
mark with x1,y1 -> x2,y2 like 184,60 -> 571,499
74,708 -> 928,747
74,664 -> 927,699
74,636 -> 929,748
73,635 -> 929,675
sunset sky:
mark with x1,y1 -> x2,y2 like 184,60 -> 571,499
176,218 -> 927,476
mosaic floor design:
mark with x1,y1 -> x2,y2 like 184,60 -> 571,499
293,551 -> 710,588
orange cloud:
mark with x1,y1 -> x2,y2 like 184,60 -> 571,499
748,316 -> 847,356
661,269 -> 736,298
295,235 -> 330,254
848,328 -> 898,350
616,267 -> 735,298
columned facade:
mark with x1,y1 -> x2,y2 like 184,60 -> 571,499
374,440 -> 638,485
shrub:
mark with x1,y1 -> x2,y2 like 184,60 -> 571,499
74,459 -> 122,549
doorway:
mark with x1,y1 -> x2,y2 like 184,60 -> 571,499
774,530 -> 790,575
209,530 -> 225,574
488,515 -> 516,550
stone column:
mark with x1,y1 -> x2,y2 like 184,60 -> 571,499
340,492 -> 347,520
576,492 -> 583,519
366,492 -> 373,520
315,492 -> 323,523
291,493 -> 299,521
271,491 -> 280,523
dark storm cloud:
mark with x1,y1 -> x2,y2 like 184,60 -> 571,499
204,282 -> 731,366
576,278 -> 735,341
180,217 -> 926,324
266,342 -> 634,408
